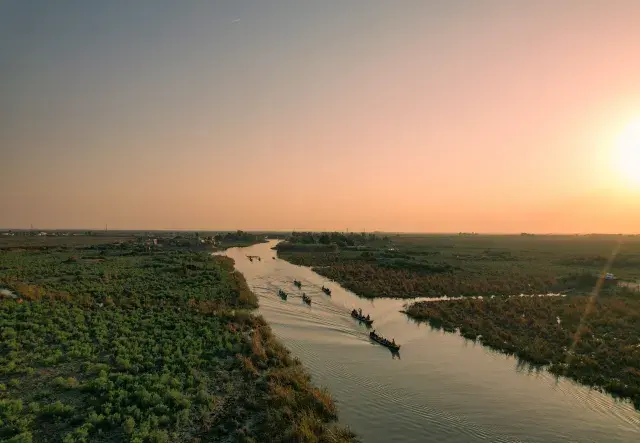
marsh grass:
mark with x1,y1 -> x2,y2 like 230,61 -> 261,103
277,233 -> 640,298
0,241 -> 356,442
406,294 -> 640,410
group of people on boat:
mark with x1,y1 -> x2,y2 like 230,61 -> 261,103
370,329 -> 398,349
278,282 -> 400,352
351,308 -> 371,322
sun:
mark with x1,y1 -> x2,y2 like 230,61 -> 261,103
616,118 -> 640,186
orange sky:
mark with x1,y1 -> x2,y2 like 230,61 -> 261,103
1,1 -> 640,233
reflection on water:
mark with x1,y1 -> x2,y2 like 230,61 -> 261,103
219,241 -> 640,443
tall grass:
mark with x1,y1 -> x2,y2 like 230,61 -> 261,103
0,241 -> 357,442
406,294 -> 640,410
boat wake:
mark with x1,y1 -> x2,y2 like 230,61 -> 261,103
217,241 -> 640,443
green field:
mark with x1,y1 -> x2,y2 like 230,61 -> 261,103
0,237 -> 355,442
0,230 -> 268,253
277,232 -> 640,409
277,233 -> 640,298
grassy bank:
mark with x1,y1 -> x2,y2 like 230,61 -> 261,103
277,232 -> 640,410
277,233 -> 640,298
211,230 -> 268,251
0,230 -> 268,254
0,238 -> 356,442
405,294 -> 640,410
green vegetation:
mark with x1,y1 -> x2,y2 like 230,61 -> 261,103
213,231 -> 267,250
0,233 -> 137,250
0,238 -> 355,442
277,233 -> 640,298
278,233 -> 640,409
405,293 -> 640,410
0,230 -> 268,253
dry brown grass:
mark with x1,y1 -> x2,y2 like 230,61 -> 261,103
0,279 -> 72,302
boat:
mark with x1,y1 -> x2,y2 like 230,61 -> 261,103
302,293 -> 311,305
278,289 -> 287,300
351,309 -> 374,326
321,286 -> 331,295
369,331 -> 400,352
293,280 -> 302,288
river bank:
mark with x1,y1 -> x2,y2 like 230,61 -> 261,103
0,239 -> 356,442
405,294 -> 640,410
275,234 -> 640,412
275,233 -> 640,299
223,240 -> 640,443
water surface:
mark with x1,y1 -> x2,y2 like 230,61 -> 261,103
220,241 -> 640,443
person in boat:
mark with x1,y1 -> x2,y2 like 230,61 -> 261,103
366,314 -> 370,321
392,339 -> 396,346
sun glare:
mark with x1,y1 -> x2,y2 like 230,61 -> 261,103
616,118 -> 640,186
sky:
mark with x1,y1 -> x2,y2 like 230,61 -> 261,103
2,0 -> 640,233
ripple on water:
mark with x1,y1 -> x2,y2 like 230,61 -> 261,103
220,242 -> 640,443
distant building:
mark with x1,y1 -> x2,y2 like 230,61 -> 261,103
605,273 -> 615,280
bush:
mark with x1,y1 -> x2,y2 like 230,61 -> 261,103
0,243 -> 356,442
123,416 -> 135,435
4,432 -> 33,443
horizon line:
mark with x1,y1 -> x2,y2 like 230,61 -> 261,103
1,228 -> 638,236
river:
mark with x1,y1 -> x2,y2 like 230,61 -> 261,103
219,241 -> 640,443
